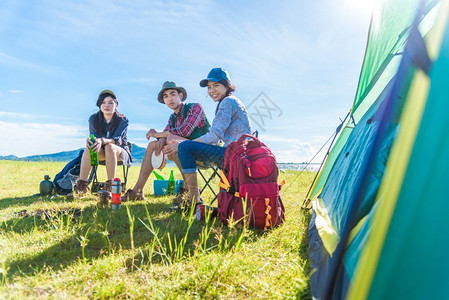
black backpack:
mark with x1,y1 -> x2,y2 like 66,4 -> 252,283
53,150 -> 84,195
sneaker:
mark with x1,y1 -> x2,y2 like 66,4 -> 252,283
170,188 -> 188,211
169,193 -> 203,212
121,189 -> 146,202
176,187 -> 189,197
171,188 -> 188,206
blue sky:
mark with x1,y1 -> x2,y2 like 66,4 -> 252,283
0,0 -> 374,162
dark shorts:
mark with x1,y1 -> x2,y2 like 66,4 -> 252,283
119,146 -> 132,166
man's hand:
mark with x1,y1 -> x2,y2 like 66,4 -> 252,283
154,139 -> 165,156
163,140 -> 179,156
146,129 -> 158,140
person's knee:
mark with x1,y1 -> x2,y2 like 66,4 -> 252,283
105,144 -> 113,152
178,140 -> 191,155
105,144 -> 119,156
146,141 -> 157,153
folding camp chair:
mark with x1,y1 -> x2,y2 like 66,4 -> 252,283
198,162 -> 221,204
89,142 -> 132,193
198,131 -> 258,204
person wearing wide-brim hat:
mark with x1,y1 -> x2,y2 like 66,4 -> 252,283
177,67 -> 252,206
73,89 -> 132,199
157,81 -> 187,103
122,81 -> 210,201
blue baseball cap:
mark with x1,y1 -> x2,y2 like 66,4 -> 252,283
199,67 -> 231,87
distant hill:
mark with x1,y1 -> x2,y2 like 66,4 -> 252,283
0,143 -> 147,163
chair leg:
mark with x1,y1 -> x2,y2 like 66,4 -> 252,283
198,167 -> 220,204
122,165 -> 129,191
88,165 -> 100,193
87,164 -> 130,194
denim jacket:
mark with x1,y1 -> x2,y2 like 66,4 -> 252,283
201,95 -> 252,146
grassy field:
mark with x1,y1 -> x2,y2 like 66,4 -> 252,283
0,160 -> 314,299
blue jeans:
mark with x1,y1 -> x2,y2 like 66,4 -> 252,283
178,140 -> 227,173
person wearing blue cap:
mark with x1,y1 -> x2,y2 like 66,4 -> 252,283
73,90 -> 132,198
175,67 -> 252,207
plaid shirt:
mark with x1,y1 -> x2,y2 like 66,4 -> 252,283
163,103 -> 208,138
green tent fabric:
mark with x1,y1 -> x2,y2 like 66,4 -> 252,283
352,0 -> 422,119
308,0 -> 448,298
348,3 -> 449,298
306,0 -> 426,202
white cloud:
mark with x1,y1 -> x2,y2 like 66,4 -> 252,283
260,135 -> 307,143
0,111 -> 82,123
0,51 -> 60,75
7,89 -> 24,93
0,51 -> 46,70
0,111 -> 33,119
0,121 -> 85,157
254,134 -> 324,163
128,123 -> 151,132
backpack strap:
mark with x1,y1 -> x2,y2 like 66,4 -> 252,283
237,134 -> 262,145
264,198 -> 272,230
219,170 -> 231,190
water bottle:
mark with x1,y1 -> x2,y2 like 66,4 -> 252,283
39,175 -> 53,196
153,170 -> 165,180
168,170 -> 175,195
89,134 -> 99,166
111,178 -> 122,210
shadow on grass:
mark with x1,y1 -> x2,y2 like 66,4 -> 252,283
0,194 -> 76,210
0,195 -> 41,210
4,199 -> 265,279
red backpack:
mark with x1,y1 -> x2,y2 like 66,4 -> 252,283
218,134 -> 285,229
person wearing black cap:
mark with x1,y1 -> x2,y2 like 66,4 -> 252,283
73,90 -> 131,198
121,81 -> 210,201
177,68 -> 252,207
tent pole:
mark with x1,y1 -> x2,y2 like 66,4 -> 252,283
301,110 -> 351,209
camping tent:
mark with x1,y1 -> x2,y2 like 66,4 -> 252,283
307,0 -> 449,298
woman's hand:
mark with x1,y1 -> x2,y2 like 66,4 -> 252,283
86,137 -> 101,152
86,138 -> 93,149
146,129 -> 158,140
163,140 -> 179,156
94,138 -> 102,152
